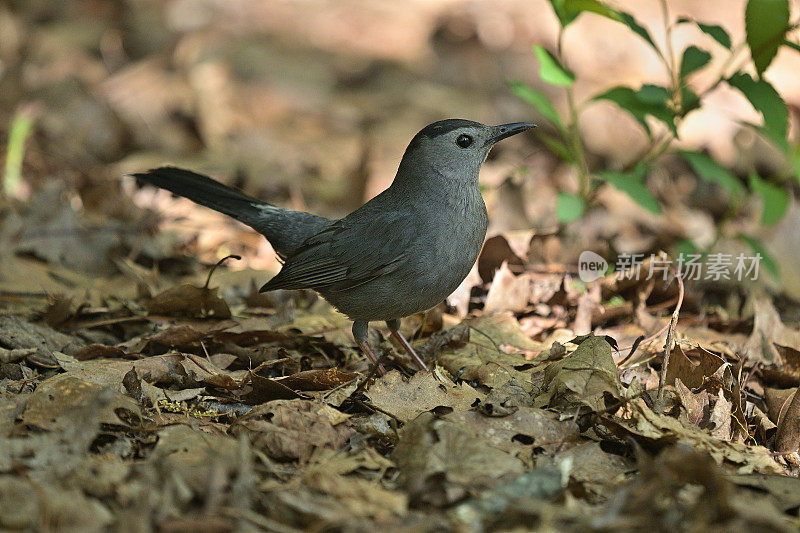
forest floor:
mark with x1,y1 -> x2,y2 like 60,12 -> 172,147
1,1 -> 800,531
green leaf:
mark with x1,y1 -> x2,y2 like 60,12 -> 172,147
509,81 -> 567,134
548,0 -> 621,27
597,167 -> 661,214
737,234 -> 779,278
637,84 -> 670,105
616,11 -> 661,55
4,107 -> 36,197
745,0 -> 790,76
556,192 -> 585,222
680,150 -> 744,195
676,238 -> 699,258
679,46 -> 712,79
680,86 -> 701,116
547,2 -> 660,57
727,72 -> 788,142
697,22 -> 733,49
533,45 -> 575,87
595,86 -> 676,136
748,172 -> 788,225
678,18 -> 733,49
538,131 -> 574,162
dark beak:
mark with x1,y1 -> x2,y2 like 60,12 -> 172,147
486,122 -> 536,146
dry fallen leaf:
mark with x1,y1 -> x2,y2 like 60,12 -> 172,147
484,261 -> 531,314
147,283 -> 232,319
233,399 -> 354,461
364,370 -> 484,422
774,385 -> 800,452
534,334 -> 623,413
392,412 -> 526,506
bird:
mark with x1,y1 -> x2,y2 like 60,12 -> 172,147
133,119 -> 534,373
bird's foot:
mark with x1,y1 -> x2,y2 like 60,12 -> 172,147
389,328 -> 428,371
355,338 -> 387,376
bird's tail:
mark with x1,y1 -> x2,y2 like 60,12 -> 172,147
132,166 -> 268,226
132,166 -> 331,257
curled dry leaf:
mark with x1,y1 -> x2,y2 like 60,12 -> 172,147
708,389 -> 733,441
601,404 -> 783,474
764,387 -> 795,427
743,297 -> 800,365
49,352 -> 187,403
533,334 -> 623,413
665,346 -> 747,441
72,343 -> 125,361
276,368 -> 358,391
147,284 -> 231,319
773,386 -> 800,452
675,377 -> 709,426
483,261 -> 531,315
477,234 -> 525,283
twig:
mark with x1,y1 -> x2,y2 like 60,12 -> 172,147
657,274 -> 685,410
204,254 -> 241,290
769,444 -> 800,458
616,334 -> 646,367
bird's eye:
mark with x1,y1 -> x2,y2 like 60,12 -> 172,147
456,134 -> 473,148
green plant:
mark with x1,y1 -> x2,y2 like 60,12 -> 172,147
3,105 -> 37,198
511,0 -> 798,278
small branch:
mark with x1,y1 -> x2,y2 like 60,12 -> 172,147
204,254 -> 241,290
657,274 -> 685,410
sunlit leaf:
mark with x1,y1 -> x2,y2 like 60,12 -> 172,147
509,81 -> 567,134
679,46 -> 712,79
680,150 -> 744,195
637,84 -> 669,105
677,17 -> 732,49
745,0 -> 790,76
737,233 -> 779,278
538,131 -> 574,162
680,86 -> 701,116
697,22 -> 732,49
597,167 -> 661,214
556,192 -> 585,222
595,86 -> 676,136
727,72 -> 788,143
548,0 -> 621,27
616,11 -> 660,56
548,1 -> 659,57
676,238 -> 699,259
748,172 -> 789,225
533,45 -> 575,87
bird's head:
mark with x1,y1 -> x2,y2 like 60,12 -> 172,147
396,119 -> 535,186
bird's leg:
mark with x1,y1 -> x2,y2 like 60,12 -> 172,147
386,319 -> 429,371
352,321 -> 386,375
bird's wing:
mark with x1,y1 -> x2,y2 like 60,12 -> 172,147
260,205 -> 415,292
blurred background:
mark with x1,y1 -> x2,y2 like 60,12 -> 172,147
1,0 -> 799,297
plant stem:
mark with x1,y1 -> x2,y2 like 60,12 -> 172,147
557,28 -> 591,199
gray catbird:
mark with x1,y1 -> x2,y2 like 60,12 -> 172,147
133,119 -> 534,372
